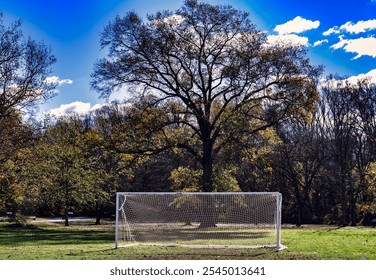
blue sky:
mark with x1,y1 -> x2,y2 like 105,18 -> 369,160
1,0 -> 376,117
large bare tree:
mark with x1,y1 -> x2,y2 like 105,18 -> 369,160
91,0 -> 321,192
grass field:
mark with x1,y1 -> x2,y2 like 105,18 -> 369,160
0,220 -> 375,260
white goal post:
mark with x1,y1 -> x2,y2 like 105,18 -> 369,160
115,192 -> 284,251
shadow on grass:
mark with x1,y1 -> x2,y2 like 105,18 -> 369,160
121,225 -> 275,248
0,223 -> 114,246
109,246 -> 281,260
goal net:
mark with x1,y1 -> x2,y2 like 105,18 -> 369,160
115,192 -> 284,250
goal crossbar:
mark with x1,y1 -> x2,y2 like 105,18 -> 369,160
115,192 -> 284,251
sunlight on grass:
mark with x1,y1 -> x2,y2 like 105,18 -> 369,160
0,222 -> 375,260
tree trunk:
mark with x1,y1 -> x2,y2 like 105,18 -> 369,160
202,161 -> 213,192
95,202 -> 102,225
340,171 -> 347,226
64,211 -> 69,227
201,140 -> 214,192
296,203 -> 302,227
63,180 -> 70,226
350,202 -> 357,226
293,181 -> 302,227
198,197 -> 217,228
199,141 -> 218,227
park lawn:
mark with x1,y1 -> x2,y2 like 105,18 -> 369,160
280,226 -> 376,260
0,221 -> 375,260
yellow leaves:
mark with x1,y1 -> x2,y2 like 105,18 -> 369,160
258,127 -> 282,145
365,162 -> 376,191
243,128 -> 281,156
82,129 -> 103,146
119,153 -> 134,162
213,168 -> 241,192
170,166 -> 242,192
170,166 -> 202,192
354,162 -> 376,218
264,166 -> 273,174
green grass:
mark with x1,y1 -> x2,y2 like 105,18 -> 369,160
0,221 -> 375,260
280,226 -> 376,260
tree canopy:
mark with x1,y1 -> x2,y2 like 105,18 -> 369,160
91,0 -> 322,191
0,13 -> 57,122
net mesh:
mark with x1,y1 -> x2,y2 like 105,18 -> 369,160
116,192 -> 282,249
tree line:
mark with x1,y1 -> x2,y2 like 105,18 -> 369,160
0,1 -> 375,226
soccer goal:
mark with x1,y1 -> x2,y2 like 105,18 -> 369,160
115,192 -> 284,251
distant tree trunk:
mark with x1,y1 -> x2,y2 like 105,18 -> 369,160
63,181 -> 70,226
340,171 -> 347,226
64,211 -> 69,227
295,204 -> 302,227
293,180 -> 302,227
95,202 -> 102,225
349,202 -> 357,226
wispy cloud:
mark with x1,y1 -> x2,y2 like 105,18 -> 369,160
313,39 -> 329,47
323,26 -> 340,36
323,19 -> 376,36
331,36 -> 376,59
274,16 -> 320,35
45,76 -> 73,86
267,34 -> 309,47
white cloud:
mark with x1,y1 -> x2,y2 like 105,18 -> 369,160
323,27 -> 340,36
341,20 -> 376,34
345,69 -> 376,84
324,19 -> 376,35
267,34 -> 309,47
90,103 -> 107,112
313,39 -> 329,47
45,76 -> 73,86
42,101 -> 130,118
45,101 -> 131,119
331,36 -> 376,59
323,69 -> 376,88
274,16 -> 320,35
47,101 -> 93,117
